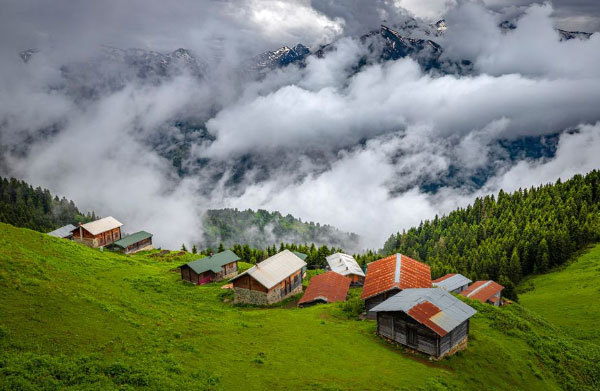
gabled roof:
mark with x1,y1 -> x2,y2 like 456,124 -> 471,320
112,231 -> 152,249
361,254 -> 432,300
371,288 -> 477,337
74,216 -> 123,236
230,250 -> 306,289
432,274 -> 472,292
183,250 -> 241,275
460,280 -> 504,303
298,271 -> 351,306
326,253 -> 365,277
292,251 -> 308,261
47,224 -> 76,238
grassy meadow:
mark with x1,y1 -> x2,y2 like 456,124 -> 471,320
0,223 -> 598,390
518,243 -> 600,345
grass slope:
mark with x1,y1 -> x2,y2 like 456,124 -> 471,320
0,223 -> 597,390
519,243 -> 600,345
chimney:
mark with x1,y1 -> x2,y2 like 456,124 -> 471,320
78,222 -> 82,226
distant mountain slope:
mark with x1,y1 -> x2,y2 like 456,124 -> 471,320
0,176 -> 94,233
0,222 -> 598,390
518,243 -> 600,344
202,208 -> 360,251
378,170 -> 600,299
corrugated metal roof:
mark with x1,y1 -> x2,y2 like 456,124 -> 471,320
460,280 -> 504,303
298,271 -> 351,305
75,216 -> 123,236
47,224 -> 76,238
326,253 -> 365,277
230,250 -> 306,289
293,251 -> 308,261
371,288 -> 477,336
432,274 -> 472,292
184,250 -> 241,275
360,254 -> 432,300
112,231 -> 152,248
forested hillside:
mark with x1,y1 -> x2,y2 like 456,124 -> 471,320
0,177 -> 94,232
202,208 -> 360,251
379,170 -> 600,299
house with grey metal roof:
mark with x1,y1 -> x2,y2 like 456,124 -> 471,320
47,224 -> 76,239
230,250 -> 307,305
326,252 -> 365,286
109,231 -> 153,254
432,274 -> 472,294
180,250 -> 240,285
371,288 -> 477,359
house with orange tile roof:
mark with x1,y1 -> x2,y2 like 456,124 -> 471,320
460,280 -> 504,306
361,253 -> 432,318
298,271 -> 351,307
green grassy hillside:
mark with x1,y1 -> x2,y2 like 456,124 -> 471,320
518,243 -> 600,345
0,223 -> 598,390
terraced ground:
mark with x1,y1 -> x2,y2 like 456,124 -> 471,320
0,222 -> 598,390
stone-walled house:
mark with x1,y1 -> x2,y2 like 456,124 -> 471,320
180,250 -> 240,285
231,250 -> 306,305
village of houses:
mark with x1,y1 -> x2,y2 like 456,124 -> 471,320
49,215 -> 505,360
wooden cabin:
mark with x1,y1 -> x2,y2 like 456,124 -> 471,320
230,250 -> 306,305
47,224 -> 76,240
109,231 -> 153,254
326,253 -> 365,286
180,250 -> 240,285
361,253 -> 432,318
298,271 -> 351,307
432,273 -> 472,294
71,217 -> 123,248
372,288 -> 477,359
460,280 -> 504,306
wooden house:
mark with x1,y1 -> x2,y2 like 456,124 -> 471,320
109,231 -> 153,254
372,288 -> 477,359
460,280 -> 504,306
361,253 -> 432,318
325,252 -> 365,286
298,271 -> 351,307
432,274 -> 471,294
47,224 -> 76,240
180,250 -> 240,285
230,250 -> 306,305
71,217 -> 123,248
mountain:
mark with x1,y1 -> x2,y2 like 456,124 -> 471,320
249,44 -> 310,71
0,222 -> 598,390
376,170 -> 600,300
202,208 -> 360,251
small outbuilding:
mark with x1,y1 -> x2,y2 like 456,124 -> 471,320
47,224 -> 76,239
71,216 -> 123,248
110,231 -> 153,254
326,252 -> 365,286
460,280 -> 504,306
361,253 -> 432,318
180,250 -> 240,285
298,271 -> 351,307
230,250 -> 306,305
372,288 -> 477,359
432,273 -> 472,294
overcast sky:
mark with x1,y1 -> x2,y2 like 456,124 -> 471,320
1,1 -> 600,249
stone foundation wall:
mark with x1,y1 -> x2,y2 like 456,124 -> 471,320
220,270 -> 238,281
266,284 -> 302,304
234,287 -> 268,305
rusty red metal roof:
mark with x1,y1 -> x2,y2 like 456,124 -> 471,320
298,271 -> 351,306
407,301 -> 448,337
361,254 -> 432,300
460,280 -> 504,303
432,273 -> 456,284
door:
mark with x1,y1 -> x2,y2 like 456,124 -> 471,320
406,326 -> 418,347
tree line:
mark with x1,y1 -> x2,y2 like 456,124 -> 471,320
379,170 -> 600,299
0,177 -> 95,233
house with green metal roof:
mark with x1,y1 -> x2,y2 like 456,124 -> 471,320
180,250 -> 241,285
109,231 -> 153,254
